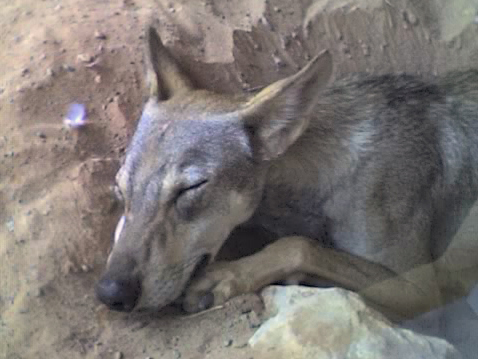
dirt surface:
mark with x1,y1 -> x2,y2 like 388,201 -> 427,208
1,0 -> 478,358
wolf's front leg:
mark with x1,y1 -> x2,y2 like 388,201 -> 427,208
182,236 -> 342,313
182,236 -> 442,320
181,236 -> 312,313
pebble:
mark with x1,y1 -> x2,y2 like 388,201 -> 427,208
272,54 -> 285,68
94,30 -> 107,40
94,75 -> 102,84
21,68 -> 29,77
81,264 -> 90,273
249,321 -> 261,329
46,68 -> 55,77
36,131 -> 46,139
42,205 -> 52,216
113,351 -> 123,359
402,10 -> 418,25
77,53 -> 94,63
259,15 -> 274,31
62,64 -> 76,72
33,287 -> 45,297
408,13 -> 418,25
224,339 -> 233,347
173,349 -> 182,359
6,217 -> 14,232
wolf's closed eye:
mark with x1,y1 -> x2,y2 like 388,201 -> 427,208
176,179 -> 208,201
175,179 -> 209,218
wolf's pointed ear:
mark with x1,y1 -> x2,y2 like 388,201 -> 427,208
145,26 -> 194,100
240,50 -> 333,160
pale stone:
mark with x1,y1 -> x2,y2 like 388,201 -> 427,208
249,286 -> 461,359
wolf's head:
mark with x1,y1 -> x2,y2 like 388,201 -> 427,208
95,26 -> 333,312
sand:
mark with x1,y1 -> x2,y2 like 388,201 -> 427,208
1,0 -> 478,358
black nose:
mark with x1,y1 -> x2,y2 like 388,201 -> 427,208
95,276 -> 141,312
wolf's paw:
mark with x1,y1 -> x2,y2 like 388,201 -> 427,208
182,262 -> 245,313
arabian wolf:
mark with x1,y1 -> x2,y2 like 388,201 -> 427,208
96,26 -> 478,319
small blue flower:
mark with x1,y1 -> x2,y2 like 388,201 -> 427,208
63,103 -> 87,128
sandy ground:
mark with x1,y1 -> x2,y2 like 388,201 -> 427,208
1,0 -> 478,358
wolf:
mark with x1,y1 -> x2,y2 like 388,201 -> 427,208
95,26 -> 478,319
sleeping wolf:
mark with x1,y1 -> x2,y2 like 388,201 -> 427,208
96,26 -> 478,318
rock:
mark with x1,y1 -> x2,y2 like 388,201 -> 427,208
402,10 -> 419,26
94,30 -> 107,39
249,286 -> 461,359
272,54 -> 285,68
113,351 -> 123,359
36,131 -> 46,139
77,53 -> 94,63
6,217 -> 15,232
